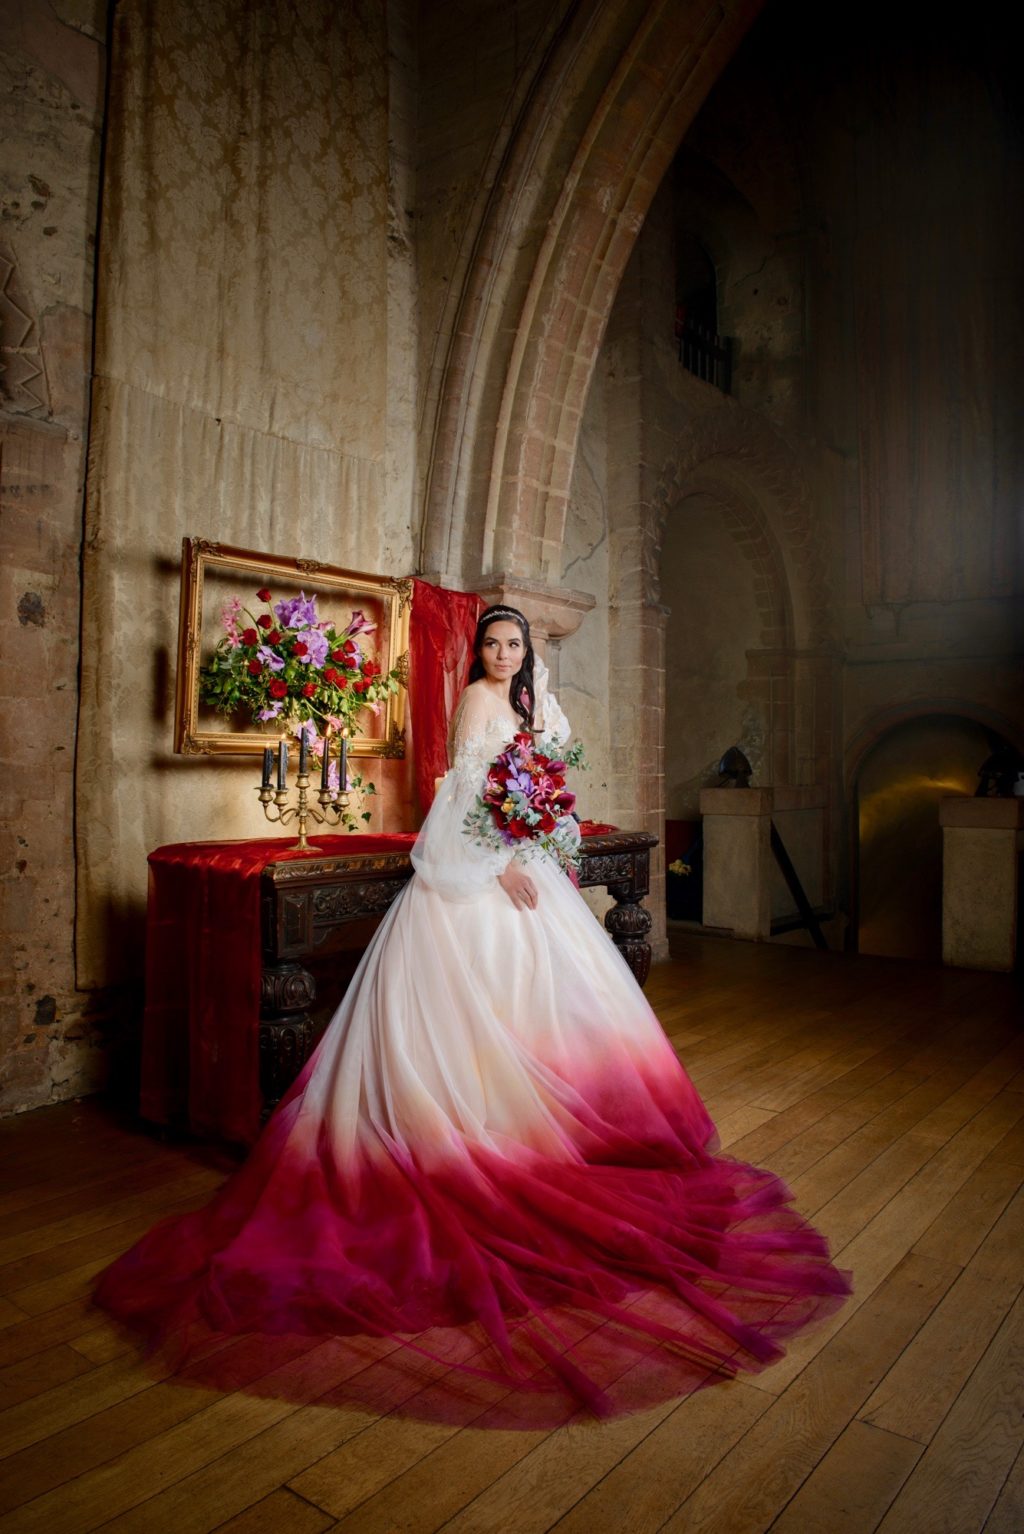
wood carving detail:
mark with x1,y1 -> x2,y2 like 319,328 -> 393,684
312,878 -> 408,922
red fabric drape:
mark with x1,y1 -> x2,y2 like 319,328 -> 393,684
141,835 -> 417,1145
409,578 -> 484,814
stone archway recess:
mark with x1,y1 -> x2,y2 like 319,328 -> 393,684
419,0 -> 766,596
654,405 -> 834,794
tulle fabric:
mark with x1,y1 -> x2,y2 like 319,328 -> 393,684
97,845 -> 850,1424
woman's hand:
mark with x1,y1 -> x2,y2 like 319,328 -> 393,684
498,862 -> 539,911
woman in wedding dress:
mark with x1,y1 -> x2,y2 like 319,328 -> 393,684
96,605 -> 850,1422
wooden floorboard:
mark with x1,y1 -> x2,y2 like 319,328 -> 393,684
0,934 -> 1019,1534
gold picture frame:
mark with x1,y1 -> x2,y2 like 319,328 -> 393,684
174,537 -> 411,758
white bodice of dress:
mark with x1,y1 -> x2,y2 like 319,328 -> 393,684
447,661 -> 571,783
410,666 -> 572,901
448,704 -> 523,781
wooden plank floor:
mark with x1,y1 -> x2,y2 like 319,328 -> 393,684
0,935 -> 1021,1534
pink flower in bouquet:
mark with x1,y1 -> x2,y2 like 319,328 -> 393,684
221,597 -> 243,647
343,610 -> 375,639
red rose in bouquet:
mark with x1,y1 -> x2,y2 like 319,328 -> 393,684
468,732 -> 579,870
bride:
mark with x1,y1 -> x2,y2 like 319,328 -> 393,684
96,604 -> 850,1422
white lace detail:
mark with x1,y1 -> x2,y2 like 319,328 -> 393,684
451,711 -> 520,780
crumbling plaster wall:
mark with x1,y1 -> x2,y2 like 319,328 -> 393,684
0,0 -> 110,1111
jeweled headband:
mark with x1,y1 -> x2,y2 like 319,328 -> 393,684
479,606 -> 527,625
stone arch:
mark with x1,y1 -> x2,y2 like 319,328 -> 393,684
844,700 -> 1024,795
667,482 -> 793,650
652,404 -> 830,648
419,0 -> 765,588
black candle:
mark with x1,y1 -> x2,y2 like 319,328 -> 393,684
261,747 -> 273,788
339,734 -> 348,793
278,739 -> 288,790
298,725 -> 308,777
320,727 -> 331,791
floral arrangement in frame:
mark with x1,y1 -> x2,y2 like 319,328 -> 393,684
174,538 -> 410,758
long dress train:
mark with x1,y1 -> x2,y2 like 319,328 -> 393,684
95,678 -> 851,1424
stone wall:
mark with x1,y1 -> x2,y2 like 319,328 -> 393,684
607,0 -> 1024,936
0,1 -> 109,1110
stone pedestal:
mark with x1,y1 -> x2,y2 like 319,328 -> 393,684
699,786 -> 826,941
940,797 -> 1024,972
700,788 -> 776,939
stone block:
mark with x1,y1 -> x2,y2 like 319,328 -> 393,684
941,798 -> 1022,971
702,811 -> 772,939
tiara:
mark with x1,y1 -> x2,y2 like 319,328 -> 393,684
480,606 -> 526,624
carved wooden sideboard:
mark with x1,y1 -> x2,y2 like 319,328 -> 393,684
258,830 -> 658,1114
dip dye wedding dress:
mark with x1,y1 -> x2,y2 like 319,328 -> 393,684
96,670 -> 850,1423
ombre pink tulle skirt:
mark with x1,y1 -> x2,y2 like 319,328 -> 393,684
96,858 -> 851,1425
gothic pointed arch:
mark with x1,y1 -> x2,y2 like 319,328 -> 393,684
419,0 -> 765,588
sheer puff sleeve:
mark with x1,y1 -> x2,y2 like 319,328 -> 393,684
533,658 -> 570,746
410,689 -> 515,901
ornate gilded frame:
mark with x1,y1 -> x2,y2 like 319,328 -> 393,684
174,537 -> 411,758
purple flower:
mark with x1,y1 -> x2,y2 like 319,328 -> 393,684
257,645 -> 285,672
343,610 -> 376,639
258,701 -> 284,721
274,592 -> 320,630
296,629 -> 330,667
291,718 -> 318,744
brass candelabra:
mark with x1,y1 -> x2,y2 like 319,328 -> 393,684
256,729 -> 350,851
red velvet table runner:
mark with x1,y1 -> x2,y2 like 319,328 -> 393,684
142,824 -> 619,1145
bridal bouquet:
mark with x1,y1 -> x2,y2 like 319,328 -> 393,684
199,586 -> 401,738
463,732 -> 586,873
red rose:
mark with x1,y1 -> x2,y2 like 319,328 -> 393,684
256,587 -> 272,602
268,679 -> 288,699
539,812 -> 557,833
331,648 -> 347,662
241,627 -> 258,646
267,629 -> 282,645
301,682 -> 317,698
323,666 -> 339,685
508,818 -> 531,838
246,659 -> 262,676
353,679 -> 369,694
343,640 -> 357,654
292,640 -> 308,658
257,614 -> 273,629
336,676 -> 349,690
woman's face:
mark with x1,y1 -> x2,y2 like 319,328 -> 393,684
479,620 -> 526,683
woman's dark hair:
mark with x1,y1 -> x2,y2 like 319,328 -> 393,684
468,605 -> 535,730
